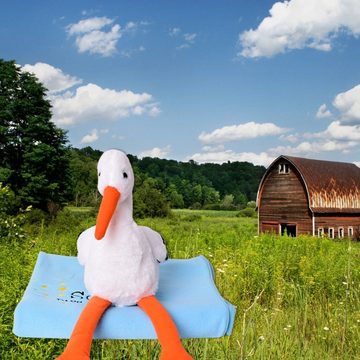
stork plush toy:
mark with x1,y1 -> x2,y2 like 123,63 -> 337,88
57,149 -> 192,360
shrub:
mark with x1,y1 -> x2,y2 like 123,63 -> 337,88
0,183 -> 19,215
133,178 -> 170,218
237,207 -> 257,218
0,183 -> 30,242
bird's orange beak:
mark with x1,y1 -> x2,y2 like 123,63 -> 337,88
95,186 -> 121,240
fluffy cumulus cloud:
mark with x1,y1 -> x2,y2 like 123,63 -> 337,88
324,121 -> 360,141
239,0 -> 360,58
22,62 -> 82,93
199,121 -> 288,144
332,84 -> 360,123
187,150 -> 274,166
316,104 -> 332,119
67,16 -> 121,56
139,145 -> 171,159
270,137 -> 359,156
81,129 -> 99,144
279,133 -> 299,143
52,83 -> 160,126
22,62 -> 160,126
66,17 -> 148,57
307,83 -> 360,158
273,120 -> 360,157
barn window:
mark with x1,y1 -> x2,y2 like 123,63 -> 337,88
328,227 -> 334,239
348,227 -> 354,238
338,227 -> 344,239
317,227 -> 324,237
279,163 -> 290,174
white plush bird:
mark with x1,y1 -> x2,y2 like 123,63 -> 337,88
77,149 -> 167,306
57,149 -> 192,360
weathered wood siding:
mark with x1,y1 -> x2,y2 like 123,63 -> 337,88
258,159 -> 312,235
315,215 -> 360,239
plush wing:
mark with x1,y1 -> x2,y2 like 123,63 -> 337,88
140,226 -> 168,263
77,227 -> 93,266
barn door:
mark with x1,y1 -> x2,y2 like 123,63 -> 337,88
281,223 -> 297,237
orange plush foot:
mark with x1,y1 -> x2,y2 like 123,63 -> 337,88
137,296 -> 193,360
160,348 -> 193,360
56,296 -> 111,360
56,351 -> 89,360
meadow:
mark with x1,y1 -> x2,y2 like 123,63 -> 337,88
1,209 -> 360,359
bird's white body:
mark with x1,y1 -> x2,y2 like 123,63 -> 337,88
77,150 -> 167,307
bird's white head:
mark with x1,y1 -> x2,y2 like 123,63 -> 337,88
95,149 -> 134,240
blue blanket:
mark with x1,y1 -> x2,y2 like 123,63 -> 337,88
13,252 -> 236,339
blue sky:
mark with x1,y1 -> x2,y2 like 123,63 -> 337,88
1,0 -> 360,166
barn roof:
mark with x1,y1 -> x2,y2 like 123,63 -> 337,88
261,155 -> 360,213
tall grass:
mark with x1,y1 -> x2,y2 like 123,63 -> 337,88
1,209 -> 360,359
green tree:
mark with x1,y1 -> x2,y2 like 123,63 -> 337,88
191,184 -> 203,205
0,59 -> 71,213
221,194 -> 235,210
201,185 -> 220,205
133,177 -> 170,218
165,184 -> 184,208
69,149 -> 99,206
233,191 -> 248,208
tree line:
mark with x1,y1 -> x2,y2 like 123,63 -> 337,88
70,147 -> 265,216
0,59 -> 265,218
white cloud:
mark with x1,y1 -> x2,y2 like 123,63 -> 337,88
354,161 -> 360,167
170,27 -> 198,50
52,83 -> 159,126
112,134 -> 125,141
81,129 -> 99,144
316,103 -> 332,119
270,139 -> 358,156
176,44 -> 190,50
199,121 -> 288,144
239,0 -> 360,58
176,33 -> 197,50
184,33 -> 197,43
169,27 -> 181,37
75,24 -> 121,56
139,145 -> 171,159
22,62 -> 82,93
324,121 -> 360,141
22,62 -> 160,126
333,84 -> 360,123
67,16 -> 121,56
121,45 -> 146,58
186,150 -> 274,166
67,17 -> 113,35
123,21 -> 149,34
201,144 -> 225,152
280,133 -> 299,143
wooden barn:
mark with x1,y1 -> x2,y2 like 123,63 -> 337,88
256,155 -> 360,239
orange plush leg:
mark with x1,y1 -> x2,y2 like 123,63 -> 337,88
137,296 -> 193,360
56,296 -> 111,360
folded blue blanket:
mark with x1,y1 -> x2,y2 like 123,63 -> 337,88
13,252 -> 236,339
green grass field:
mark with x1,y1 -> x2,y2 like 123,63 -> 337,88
1,209 -> 360,359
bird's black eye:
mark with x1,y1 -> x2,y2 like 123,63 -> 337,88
123,172 -> 128,179
98,172 -> 101,177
